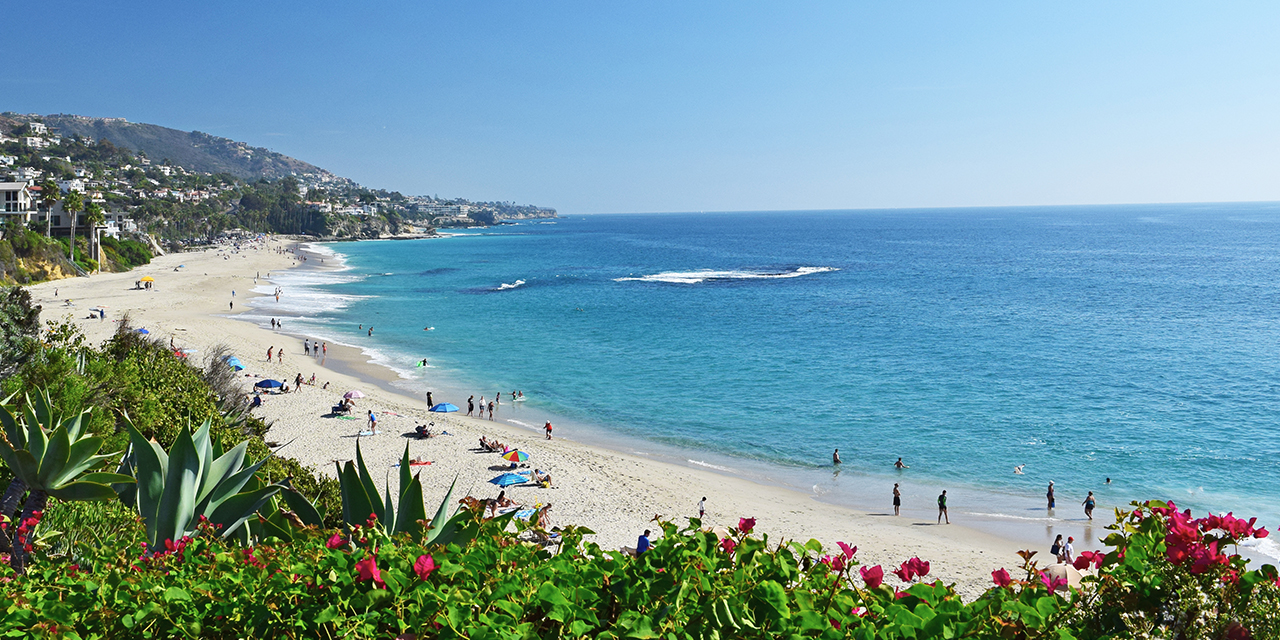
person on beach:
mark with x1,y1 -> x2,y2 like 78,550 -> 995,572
271,318 -> 276,329
832,449 -> 842,465
468,396 -> 475,416
367,410 -> 377,434
488,401 -> 495,420
495,393 -> 500,406
426,391 -> 434,407
229,301 -> 234,310
1063,536 -> 1075,563
894,457 -> 909,469
368,327 -> 374,336
937,490 -> 949,524
267,346 -> 273,361
545,421 -> 553,440
1047,482 -> 1055,509
322,342 -> 327,356
1051,535 -> 1064,562
637,530 -> 652,555
304,340 -> 310,356
1083,491 -> 1096,520
277,348 -> 283,363
698,497 -> 706,519
893,483 -> 901,516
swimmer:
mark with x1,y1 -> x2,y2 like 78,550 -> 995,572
1014,465 -> 1025,475
1105,477 -> 1111,485
832,449 -> 842,465
894,457 -> 909,469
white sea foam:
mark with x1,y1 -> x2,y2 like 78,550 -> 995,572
687,459 -> 731,472
506,419 -> 535,428
615,266 -> 838,284
496,279 -> 526,290
1239,536 -> 1280,561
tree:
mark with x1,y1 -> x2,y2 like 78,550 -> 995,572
37,179 -> 59,237
84,201 -> 104,271
62,191 -> 83,263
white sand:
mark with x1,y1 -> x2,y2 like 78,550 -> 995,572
27,239 -> 1027,599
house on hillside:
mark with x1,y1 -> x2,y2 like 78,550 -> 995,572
23,137 -> 48,149
27,122 -> 47,135
57,178 -> 85,193
9,167 -> 41,181
0,181 -> 33,220
102,211 -> 138,238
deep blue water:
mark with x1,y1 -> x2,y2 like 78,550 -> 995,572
257,204 -> 1280,537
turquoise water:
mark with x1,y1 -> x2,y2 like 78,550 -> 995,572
253,205 -> 1280,544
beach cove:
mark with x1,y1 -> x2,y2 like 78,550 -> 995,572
30,236 -> 1036,600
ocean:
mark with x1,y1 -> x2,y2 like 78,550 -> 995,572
249,204 -> 1280,555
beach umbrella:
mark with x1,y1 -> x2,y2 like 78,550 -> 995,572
344,390 -> 365,400
489,473 -> 527,487
135,328 -> 150,334
429,403 -> 459,413
255,379 -> 283,389
140,276 -> 155,282
502,450 -> 530,463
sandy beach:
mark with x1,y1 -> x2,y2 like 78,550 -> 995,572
28,238 -> 1032,600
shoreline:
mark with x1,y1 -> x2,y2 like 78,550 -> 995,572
24,238 -> 1270,599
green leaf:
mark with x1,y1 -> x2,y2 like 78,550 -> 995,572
339,460 -> 376,529
193,441 -> 247,514
125,419 -> 167,544
281,488 -> 324,527
424,474 -> 459,545
163,587 -> 192,602
314,605 -> 341,625
155,425 -> 201,544
35,425 -> 71,487
753,580 -> 790,621
210,485 -> 283,538
354,440 -> 382,521
399,441 -> 412,499
46,480 -> 120,502
395,472 -> 427,537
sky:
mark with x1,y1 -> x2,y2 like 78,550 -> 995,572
13,2 -> 1280,214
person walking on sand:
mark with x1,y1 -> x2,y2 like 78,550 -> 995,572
1083,491 -> 1096,520
698,497 -> 706,519
1046,481 -> 1056,510
893,483 -> 902,516
467,396 -> 475,416
1063,536 -> 1075,563
229,301 -> 234,310
277,348 -> 283,363
267,346 -> 273,361
937,490 -> 949,524
545,421 -> 553,440
322,342 -> 327,356
1051,535 -> 1064,562
832,449 -> 842,465
426,391 -> 434,407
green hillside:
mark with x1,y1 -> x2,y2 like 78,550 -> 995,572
34,114 -> 346,183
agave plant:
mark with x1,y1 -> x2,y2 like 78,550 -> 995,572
0,391 -> 133,573
117,417 -> 283,548
336,440 -> 473,545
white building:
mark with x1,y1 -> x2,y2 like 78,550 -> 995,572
23,137 -> 48,149
27,122 -> 47,135
0,181 -> 33,218
102,212 -> 138,238
10,167 -> 41,180
0,155 -> 15,166
57,178 -> 86,193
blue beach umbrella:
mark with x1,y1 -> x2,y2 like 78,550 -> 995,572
254,379 -> 283,389
489,473 -> 527,487
429,403 -> 459,413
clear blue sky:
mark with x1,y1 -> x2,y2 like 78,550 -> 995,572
14,2 -> 1280,214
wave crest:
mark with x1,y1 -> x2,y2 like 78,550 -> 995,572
616,266 -> 838,284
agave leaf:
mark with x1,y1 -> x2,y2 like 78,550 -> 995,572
76,472 -> 136,486
210,485 -> 282,539
383,477 -> 396,533
114,449 -> 138,509
125,421 -> 167,544
155,427 -> 201,545
204,450 -> 274,516
339,461 -> 377,529
8,449 -> 41,486
62,409 -> 90,442
46,480 -> 121,502
0,403 -> 24,449
281,489 -> 324,528
25,414 -> 48,464
194,441 -> 248,514
427,507 -> 478,548
395,472 -> 427,537
399,442 -> 412,500
424,475 -> 459,545
51,437 -> 107,487
353,441 -> 382,521
191,420 -> 214,492
259,508 -> 295,542
35,427 -> 72,488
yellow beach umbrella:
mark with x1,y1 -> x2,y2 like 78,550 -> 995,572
140,276 -> 155,282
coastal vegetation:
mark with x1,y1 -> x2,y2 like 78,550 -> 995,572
1,285 -> 1279,638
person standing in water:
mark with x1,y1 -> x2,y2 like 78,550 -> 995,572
894,457 -> 909,469
832,449 -> 842,465
1083,491 -> 1096,520
1047,482 -> 1056,510
937,490 -> 949,524
467,396 -> 475,416
893,483 -> 902,516
545,421 -> 553,440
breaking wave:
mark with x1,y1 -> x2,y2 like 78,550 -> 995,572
615,266 -> 838,284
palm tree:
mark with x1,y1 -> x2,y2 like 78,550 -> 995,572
37,179 -> 59,237
62,191 -> 83,263
84,201 -> 104,271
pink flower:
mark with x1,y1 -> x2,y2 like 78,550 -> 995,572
719,538 -> 737,554
892,563 -> 914,583
1038,570 -> 1066,591
819,554 -> 846,572
992,568 -> 1013,587
326,532 -> 345,550
1256,527 -> 1270,539
738,517 -> 756,534
859,564 -> 884,588
414,554 -> 436,580
907,557 -> 930,578
355,554 -> 385,588
836,541 -> 858,560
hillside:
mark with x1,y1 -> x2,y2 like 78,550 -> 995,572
26,114 -> 352,185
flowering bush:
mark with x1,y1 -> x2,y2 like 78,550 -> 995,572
0,500 -> 1276,638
